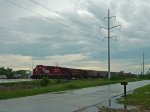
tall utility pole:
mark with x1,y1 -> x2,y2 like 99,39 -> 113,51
108,9 -> 110,80
143,51 -> 144,75
32,57 -> 34,71
100,9 -> 121,79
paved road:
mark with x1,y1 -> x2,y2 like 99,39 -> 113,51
0,80 -> 149,112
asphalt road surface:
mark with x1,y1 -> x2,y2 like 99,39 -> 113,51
0,80 -> 149,112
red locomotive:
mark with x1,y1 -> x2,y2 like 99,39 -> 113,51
31,65 -> 106,79
31,65 -> 135,79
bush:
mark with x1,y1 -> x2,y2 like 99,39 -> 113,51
55,79 -> 69,83
56,78 -> 61,83
110,76 -> 125,80
40,77 -> 49,87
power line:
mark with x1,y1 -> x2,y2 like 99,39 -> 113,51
4,0 -> 67,26
100,9 -> 121,79
86,0 -> 104,11
71,0 -> 99,28
30,0 -> 106,36
29,0 -> 73,24
71,0 -> 108,36
5,0 -> 96,42
28,0 -> 79,29
73,0 -> 101,15
73,0 -> 90,11
29,0 -> 91,34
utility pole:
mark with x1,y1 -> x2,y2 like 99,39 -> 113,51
100,9 -> 121,79
143,51 -> 144,75
32,57 -> 34,70
108,9 -> 111,80
141,62 -> 143,75
31,57 -> 34,77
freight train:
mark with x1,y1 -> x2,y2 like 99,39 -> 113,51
31,65 -> 121,79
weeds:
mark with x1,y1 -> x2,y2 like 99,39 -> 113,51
0,76 -> 149,99
118,84 -> 150,109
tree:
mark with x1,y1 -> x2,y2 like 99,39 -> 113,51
0,67 -> 13,78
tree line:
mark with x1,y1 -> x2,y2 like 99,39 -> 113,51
0,67 -> 27,78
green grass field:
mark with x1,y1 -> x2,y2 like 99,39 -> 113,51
0,79 -> 113,99
0,76 -> 149,100
118,84 -> 150,109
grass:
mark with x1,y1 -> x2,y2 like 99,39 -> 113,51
0,76 -> 149,100
118,84 -> 150,109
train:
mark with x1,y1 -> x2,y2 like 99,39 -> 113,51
31,65 -> 126,79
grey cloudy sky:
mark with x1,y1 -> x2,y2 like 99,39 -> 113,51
0,0 -> 150,74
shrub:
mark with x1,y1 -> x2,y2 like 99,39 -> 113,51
56,78 -> 61,83
40,77 -> 49,87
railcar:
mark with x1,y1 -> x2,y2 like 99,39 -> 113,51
31,65 -> 105,79
31,65 -> 134,79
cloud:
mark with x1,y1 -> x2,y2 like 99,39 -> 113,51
0,54 -> 31,70
0,0 -> 149,73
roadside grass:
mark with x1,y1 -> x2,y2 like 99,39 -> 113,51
0,79 -> 112,99
118,84 -> 150,109
0,76 -> 149,100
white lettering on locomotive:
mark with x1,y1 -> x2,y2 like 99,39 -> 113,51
54,68 -> 60,73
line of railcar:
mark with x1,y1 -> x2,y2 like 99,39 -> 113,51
31,65 -> 133,79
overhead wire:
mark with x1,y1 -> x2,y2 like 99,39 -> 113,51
28,0 -> 91,34
4,0 -> 92,51
29,0 -> 106,38
29,0 -> 79,33
73,0 -> 96,14
29,0 -> 90,28
29,0 -> 73,24
72,0 -> 103,34
4,0 -> 101,38
4,0 -> 96,52
4,0 -> 68,27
